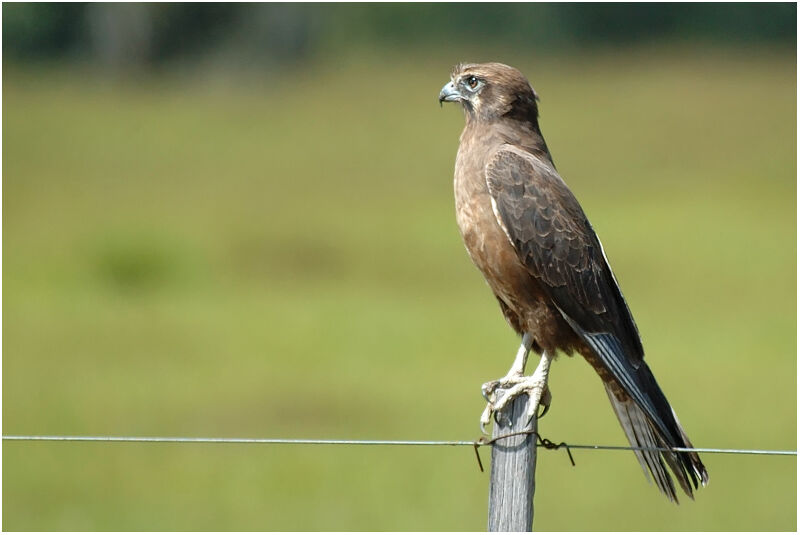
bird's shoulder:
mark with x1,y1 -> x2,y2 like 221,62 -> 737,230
485,146 -> 590,249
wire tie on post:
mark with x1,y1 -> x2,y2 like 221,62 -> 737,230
472,430 -> 575,472
538,435 -> 575,466
473,436 -> 490,472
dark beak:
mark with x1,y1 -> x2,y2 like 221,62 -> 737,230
438,81 -> 462,106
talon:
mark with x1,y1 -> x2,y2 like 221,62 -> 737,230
538,386 -> 552,419
480,404 -> 494,434
525,391 -> 542,428
481,381 -> 496,402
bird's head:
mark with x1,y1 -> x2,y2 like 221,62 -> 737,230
439,62 -> 539,123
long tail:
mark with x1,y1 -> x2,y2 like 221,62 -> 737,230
604,372 -> 709,502
562,317 -> 709,502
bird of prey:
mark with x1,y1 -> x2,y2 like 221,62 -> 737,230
439,62 -> 708,502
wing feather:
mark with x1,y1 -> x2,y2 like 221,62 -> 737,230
485,147 -> 641,358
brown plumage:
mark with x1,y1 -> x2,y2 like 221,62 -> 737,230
440,62 -> 708,502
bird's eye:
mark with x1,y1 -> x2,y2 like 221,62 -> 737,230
465,75 -> 479,89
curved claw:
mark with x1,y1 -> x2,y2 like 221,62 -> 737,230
538,386 -> 552,419
482,379 -> 502,403
480,404 -> 494,435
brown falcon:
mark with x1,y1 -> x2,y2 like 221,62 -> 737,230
439,62 -> 708,502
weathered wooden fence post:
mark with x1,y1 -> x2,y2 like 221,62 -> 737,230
487,392 -> 538,532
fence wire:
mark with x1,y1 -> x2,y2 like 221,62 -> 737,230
3,435 -> 795,456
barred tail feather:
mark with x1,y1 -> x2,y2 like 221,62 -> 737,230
601,374 -> 708,502
605,385 -> 683,502
670,406 -> 710,488
559,313 -> 709,501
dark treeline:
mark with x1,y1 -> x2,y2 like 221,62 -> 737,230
3,3 -> 796,70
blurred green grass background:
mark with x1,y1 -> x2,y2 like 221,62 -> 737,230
3,44 -> 796,530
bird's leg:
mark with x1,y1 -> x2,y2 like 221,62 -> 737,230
481,333 -> 533,401
480,334 -> 554,433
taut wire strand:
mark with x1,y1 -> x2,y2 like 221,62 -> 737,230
2,435 -> 796,456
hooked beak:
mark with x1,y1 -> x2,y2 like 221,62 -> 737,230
438,81 -> 462,106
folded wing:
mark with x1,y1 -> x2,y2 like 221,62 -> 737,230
485,147 -> 708,500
